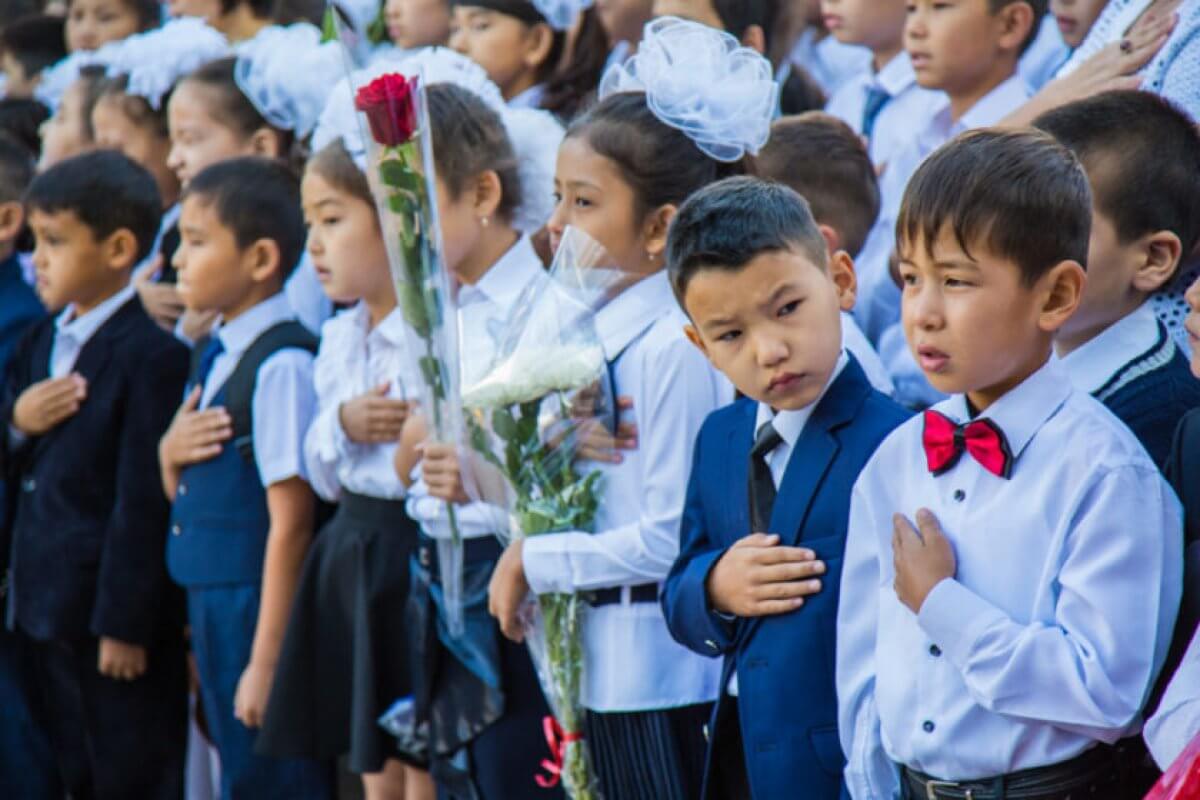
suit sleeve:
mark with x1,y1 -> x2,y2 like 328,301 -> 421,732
661,418 -> 738,657
90,336 -> 189,645
0,321 -> 41,478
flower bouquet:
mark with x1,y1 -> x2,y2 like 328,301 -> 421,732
461,228 -> 626,800
349,66 -> 469,636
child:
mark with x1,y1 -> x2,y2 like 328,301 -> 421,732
448,0 -> 566,108
159,156 -> 333,799
0,14 -> 66,100
820,0 -> 945,169
837,129 -> 1182,800
385,0 -> 452,49
781,0 -> 871,99
253,138 -> 432,799
1035,90 -> 1200,468
167,37 -> 337,336
1,149 -> 189,799
64,0 -> 158,52
1050,0 -> 1109,49
36,64 -> 103,169
485,18 -> 775,800
661,176 -> 909,800
756,111 -> 895,392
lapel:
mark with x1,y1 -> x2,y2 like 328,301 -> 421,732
723,397 -> 757,542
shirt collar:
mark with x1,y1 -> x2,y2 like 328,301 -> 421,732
508,83 -> 546,110
956,73 -> 1031,132
594,271 -> 675,360
755,350 -> 849,448
215,292 -> 295,356
934,356 -> 1071,462
56,283 -> 136,343
459,235 -> 543,312
874,51 -> 919,96
1057,304 -> 1163,394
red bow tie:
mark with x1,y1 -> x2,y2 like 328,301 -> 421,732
922,410 -> 1013,479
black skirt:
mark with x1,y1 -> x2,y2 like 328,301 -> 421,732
258,492 -> 419,774
586,703 -> 712,800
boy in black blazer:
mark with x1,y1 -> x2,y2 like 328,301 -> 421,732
0,151 -> 189,799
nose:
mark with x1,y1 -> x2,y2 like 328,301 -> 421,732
545,197 -> 567,238
904,281 -> 944,331
905,6 -> 928,40
448,29 -> 467,54
753,329 -> 789,369
306,229 -> 321,256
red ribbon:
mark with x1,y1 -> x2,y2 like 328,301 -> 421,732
535,715 -> 583,789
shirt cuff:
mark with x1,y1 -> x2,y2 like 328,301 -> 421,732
522,532 -> 589,595
916,578 -> 1005,668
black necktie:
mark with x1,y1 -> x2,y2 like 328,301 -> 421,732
749,421 -> 783,533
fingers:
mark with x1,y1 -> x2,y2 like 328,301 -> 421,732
751,578 -> 823,602
732,533 -> 780,549
914,508 -> 943,543
751,545 -> 818,564
181,385 -> 202,413
892,512 -> 921,546
754,559 -> 826,584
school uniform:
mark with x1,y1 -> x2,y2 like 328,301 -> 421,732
1059,303 -> 1200,467
662,352 -> 908,800
166,292 -> 332,800
824,52 -> 946,169
404,235 -> 562,800
258,302 -> 423,775
838,357 -> 1183,800
508,83 -> 547,110
785,30 -> 872,98
1,287 -> 190,799
522,271 -> 734,800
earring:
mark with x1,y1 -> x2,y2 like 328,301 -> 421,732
647,251 -> 656,262
480,216 -> 490,228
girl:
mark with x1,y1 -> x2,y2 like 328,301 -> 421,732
379,49 -> 566,800
384,0 -> 452,49
1051,0 -> 1113,48
36,64 -> 104,169
484,17 -> 775,800
166,28 -> 338,336
166,0 -> 319,43
64,0 -> 157,52
447,0 -> 565,108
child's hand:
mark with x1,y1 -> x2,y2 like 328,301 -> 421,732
892,509 -> 957,613
705,533 -> 826,617
488,540 -> 530,642
160,386 -> 231,469
577,395 -> 637,464
233,661 -> 274,728
420,442 -> 469,503
339,383 -> 410,444
135,259 -> 185,331
12,374 -> 87,436
97,636 -> 147,681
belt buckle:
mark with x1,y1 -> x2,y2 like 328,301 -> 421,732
925,780 -> 966,800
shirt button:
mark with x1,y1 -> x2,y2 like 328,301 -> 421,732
953,489 -> 966,502
21,478 -> 35,493
171,524 -> 182,537
929,644 -> 942,657
923,720 -> 936,733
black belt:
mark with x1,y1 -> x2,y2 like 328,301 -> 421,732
901,739 -> 1133,800
586,583 -> 660,607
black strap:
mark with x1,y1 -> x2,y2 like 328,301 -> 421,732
587,583 -> 660,607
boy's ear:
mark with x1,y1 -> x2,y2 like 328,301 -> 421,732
101,227 -> 140,272
741,25 -> 766,55
1037,259 -> 1086,333
829,250 -> 858,313
642,203 -> 677,262
1132,230 -> 1183,294
472,170 -> 504,222
996,1 -> 1035,53
0,201 -> 25,244
247,127 -> 284,160
817,223 -> 841,258
521,22 -> 556,70
246,237 -> 283,283
683,322 -> 709,358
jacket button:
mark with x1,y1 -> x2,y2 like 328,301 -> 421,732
923,720 -> 936,733
21,478 -> 34,493
171,525 -> 182,536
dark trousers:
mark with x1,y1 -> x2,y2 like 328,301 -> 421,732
0,625 -> 61,797
708,697 -> 752,800
25,630 -> 188,800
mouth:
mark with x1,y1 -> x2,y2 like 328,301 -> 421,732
909,52 -> 932,70
314,265 -> 332,283
822,13 -> 843,30
916,345 -> 950,374
1055,15 -> 1076,34
766,372 -> 806,394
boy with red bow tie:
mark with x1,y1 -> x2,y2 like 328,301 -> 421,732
836,129 -> 1184,800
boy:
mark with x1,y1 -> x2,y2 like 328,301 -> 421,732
756,111 -> 896,387
660,177 -> 909,800
160,157 -> 332,799
1,149 -> 189,799
1034,91 -> 1200,468
837,130 -> 1182,800
820,0 -> 944,169
0,15 -> 66,100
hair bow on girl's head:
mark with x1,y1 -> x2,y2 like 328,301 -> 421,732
100,18 -> 231,109
234,23 -> 344,139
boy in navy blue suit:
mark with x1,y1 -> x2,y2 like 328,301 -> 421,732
1,150 -> 189,799
660,177 -> 909,800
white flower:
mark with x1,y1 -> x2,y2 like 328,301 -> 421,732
463,345 -> 605,409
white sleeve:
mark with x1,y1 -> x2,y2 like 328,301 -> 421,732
1145,626 -> 1200,769
252,349 -> 318,488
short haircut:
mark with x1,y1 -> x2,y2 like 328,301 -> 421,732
1033,90 -> 1200,257
182,156 -> 305,280
757,112 -> 879,257
0,14 -> 67,78
897,128 -> 1091,286
667,175 -> 829,305
25,149 -> 162,263
0,132 -> 34,204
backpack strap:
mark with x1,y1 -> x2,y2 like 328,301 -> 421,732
224,321 -> 318,463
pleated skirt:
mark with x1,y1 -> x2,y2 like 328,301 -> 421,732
585,702 -> 712,800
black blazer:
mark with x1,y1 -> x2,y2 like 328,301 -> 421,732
0,296 -> 188,646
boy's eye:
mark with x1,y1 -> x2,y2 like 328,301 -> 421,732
573,196 -> 593,209
716,329 -> 741,343
944,276 -> 971,288
900,271 -> 918,286
778,300 -> 801,317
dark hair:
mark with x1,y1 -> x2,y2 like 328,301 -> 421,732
0,132 -> 35,205
541,7 -> 608,120
453,1 -> 566,83
182,156 -> 305,280
65,0 -> 161,31
897,128 -> 1091,286
219,0 -> 272,16
566,91 -> 747,220
427,82 -> 522,223
667,176 -> 828,304
95,73 -> 168,138
758,112 -> 879,257
713,0 -> 776,53
1033,90 -> 1200,258
0,97 -> 50,157
991,0 -> 1047,53
306,140 -> 373,208
25,149 -> 162,263
75,64 -> 109,142
0,14 -> 67,79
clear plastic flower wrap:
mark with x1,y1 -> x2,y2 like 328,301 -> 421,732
461,227 -> 633,800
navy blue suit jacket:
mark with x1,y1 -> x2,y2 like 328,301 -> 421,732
662,358 -> 909,800
0,254 -> 43,380
0,296 -> 188,646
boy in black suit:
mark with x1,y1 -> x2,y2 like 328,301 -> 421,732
1,150 -> 189,799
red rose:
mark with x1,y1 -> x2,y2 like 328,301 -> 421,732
355,73 -> 419,147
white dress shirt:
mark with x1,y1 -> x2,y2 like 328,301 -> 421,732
507,83 -> 546,110
49,284 -> 136,378
1018,13 -> 1070,91
1146,627 -> 1200,769
285,253 -> 334,336
1057,303 -> 1163,396
824,52 -> 947,169
837,358 -> 1183,798
787,29 -> 872,97
522,271 -> 734,712
841,312 -> 893,397
303,302 -> 420,502
406,235 -> 544,540
201,292 -> 316,488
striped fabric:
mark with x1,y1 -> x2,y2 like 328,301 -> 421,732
586,703 -> 712,800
